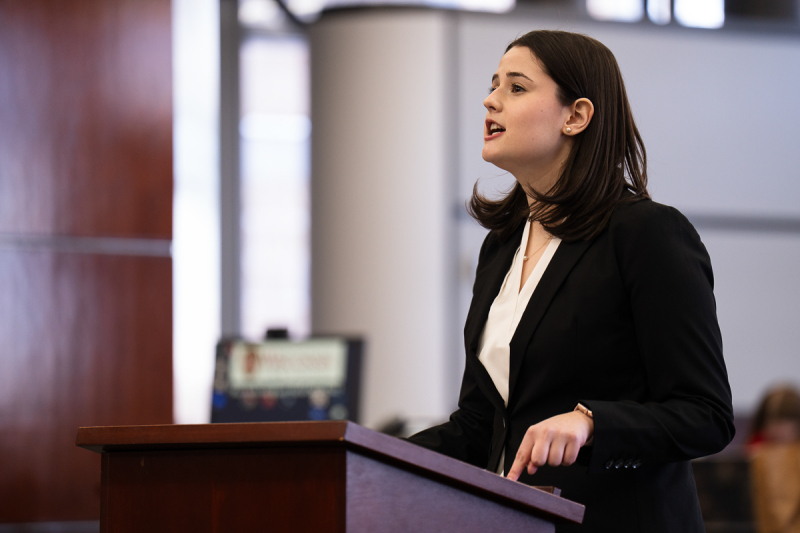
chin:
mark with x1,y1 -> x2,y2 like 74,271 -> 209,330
482,151 -> 509,172
482,147 -> 499,164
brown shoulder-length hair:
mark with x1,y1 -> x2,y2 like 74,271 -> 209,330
468,30 -> 649,242
749,384 -> 800,441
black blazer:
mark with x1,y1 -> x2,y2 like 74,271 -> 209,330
409,198 -> 735,533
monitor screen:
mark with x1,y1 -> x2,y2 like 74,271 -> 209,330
211,337 -> 363,424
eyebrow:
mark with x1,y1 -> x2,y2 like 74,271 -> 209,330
491,71 -> 534,84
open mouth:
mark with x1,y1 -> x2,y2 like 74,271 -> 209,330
486,120 -> 505,138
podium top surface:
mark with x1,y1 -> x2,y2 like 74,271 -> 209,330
76,421 -> 584,524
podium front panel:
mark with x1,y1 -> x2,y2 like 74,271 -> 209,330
101,447 -> 346,532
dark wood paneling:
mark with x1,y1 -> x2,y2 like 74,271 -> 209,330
0,0 -> 172,238
0,250 -> 172,522
0,0 -> 173,523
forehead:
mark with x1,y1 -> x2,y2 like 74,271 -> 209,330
494,46 -> 543,76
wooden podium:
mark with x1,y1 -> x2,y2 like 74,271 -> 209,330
76,421 -> 584,532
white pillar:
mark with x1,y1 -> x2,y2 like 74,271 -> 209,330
309,10 -> 457,429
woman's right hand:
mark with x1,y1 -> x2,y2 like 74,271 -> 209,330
506,410 -> 594,481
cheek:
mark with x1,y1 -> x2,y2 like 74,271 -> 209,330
514,117 -> 560,150
539,105 -> 568,130
517,105 -> 564,139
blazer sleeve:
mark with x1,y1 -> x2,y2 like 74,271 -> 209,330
580,201 -> 735,472
406,357 -> 495,468
406,231 -> 499,468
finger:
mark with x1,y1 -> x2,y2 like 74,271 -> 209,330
507,430 -> 537,481
529,433 -> 551,469
507,453 -> 527,481
547,438 -> 565,467
562,440 -> 580,466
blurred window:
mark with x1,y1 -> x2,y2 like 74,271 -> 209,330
675,0 -> 725,28
587,0 -> 727,28
238,1 -> 311,340
283,0 -> 514,22
647,0 -> 671,24
587,0 -> 644,22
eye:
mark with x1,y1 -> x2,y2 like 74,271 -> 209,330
510,83 -> 525,93
488,85 -> 498,95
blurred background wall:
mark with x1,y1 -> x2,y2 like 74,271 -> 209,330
1,0 -> 799,528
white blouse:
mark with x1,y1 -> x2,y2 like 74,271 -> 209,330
477,220 -> 560,475
478,219 -> 561,407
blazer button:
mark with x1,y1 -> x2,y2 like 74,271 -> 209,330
632,459 -> 642,469
614,459 -> 625,469
604,459 -> 614,469
624,459 -> 633,469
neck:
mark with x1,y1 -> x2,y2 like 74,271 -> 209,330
516,140 -> 573,207
527,218 -> 551,239
517,161 -> 565,209
522,171 -> 560,211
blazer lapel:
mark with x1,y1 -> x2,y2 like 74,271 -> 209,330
462,225 -> 524,412
507,238 -> 593,403
464,224 -> 524,358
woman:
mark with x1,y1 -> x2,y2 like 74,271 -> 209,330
408,30 -> 734,532
747,385 -> 800,532
748,384 -> 800,449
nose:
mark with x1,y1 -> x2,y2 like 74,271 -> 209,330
484,90 -> 500,112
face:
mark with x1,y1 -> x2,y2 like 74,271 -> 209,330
483,46 -> 573,187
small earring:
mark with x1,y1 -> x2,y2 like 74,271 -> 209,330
566,127 -> 572,133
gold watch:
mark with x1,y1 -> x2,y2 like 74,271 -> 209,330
574,403 -> 593,418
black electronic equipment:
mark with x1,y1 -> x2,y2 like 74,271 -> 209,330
211,337 -> 363,424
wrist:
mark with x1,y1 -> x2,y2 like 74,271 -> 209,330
574,403 -> 594,445
574,403 -> 593,418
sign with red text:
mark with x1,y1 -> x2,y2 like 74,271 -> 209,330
228,339 -> 347,396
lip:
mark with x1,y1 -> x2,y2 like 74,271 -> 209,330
484,118 -> 505,141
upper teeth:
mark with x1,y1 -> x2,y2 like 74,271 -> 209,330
490,123 -> 504,133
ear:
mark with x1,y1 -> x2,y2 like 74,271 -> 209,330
563,98 -> 594,135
